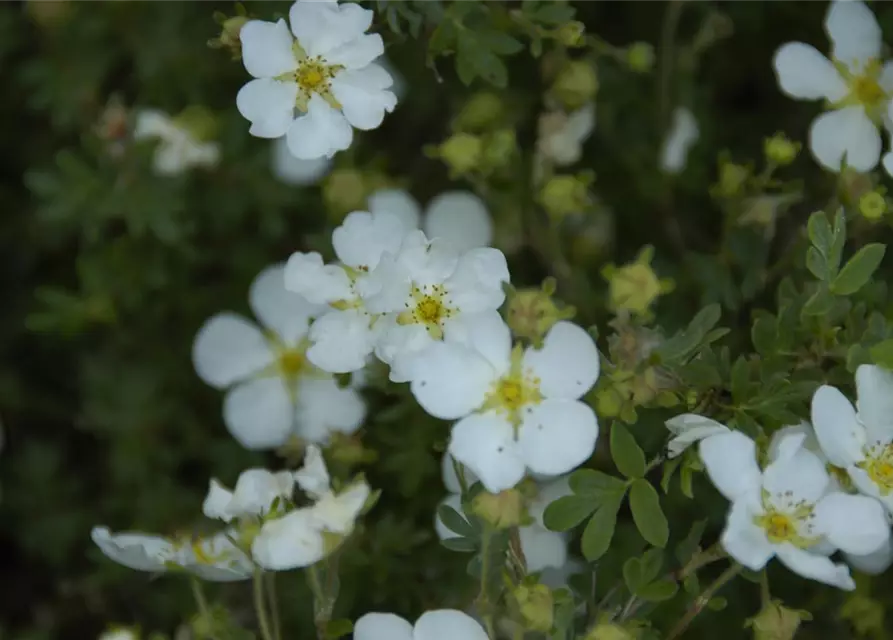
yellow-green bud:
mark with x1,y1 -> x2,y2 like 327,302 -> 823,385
539,174 -> 590,220
859,190 -> 887,221
585,622 -> 637,640
472,489 -> 524,529
595,386 -> 626,418
437,133 -> 484,177
552,61 -> 599,110
454,92 -> 503,132
556,21 -> 586,48
626,42 -> 655,73
482,129 -> 517,172
763,133 -> 800,166
714,161 -> 750,198
514,583 -> 554,632
604,249 -> 673,315
746,600 -> 811,640
323,169 -> 367,219
208,13 -> 251,59
506,278 -> 576,344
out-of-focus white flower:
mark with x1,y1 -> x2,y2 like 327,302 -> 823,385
192,264 -> 366,449
659,107 -> 699,174
699,429 -> 888,590
354,610 -> 489,640
271,135 -> 332,185
368,189 -> 494,253
91,526 -> 253,582
134,109 -> 220,176
236,1 -> 397,159
98,628 -> 139,640
410,315 -> 600,493
202,469 -> 296,523
773,0 -> 892,172
665,413 -> 730,458
536,102 -> 596,166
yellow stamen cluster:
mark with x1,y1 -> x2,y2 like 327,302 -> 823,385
397,284 -> 456,339
481,345 -> 543,428
858,442 -> 893,494
834,58 -> 889,121
753,489 -> 820,548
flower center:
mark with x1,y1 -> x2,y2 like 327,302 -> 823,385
753,490 -> 820,548
835,58 -> 889,119
858,442 -> 893,494
826,462 -> 854,491
481,345 -> 543,427
278,349 -> 307,378
397,284 -> 455,340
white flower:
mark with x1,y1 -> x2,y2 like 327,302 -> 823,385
284,210 -> 406,373
659,107 -> 699,174
368,189 -> 494,253
354,610 -> 488,640
410,315 -> 599,492
251,446 -> 370,570
536,102 -> 596,166
91,526 -> 253,582
366,230 -> 510,382
435,455 -> 571,572
134,109 -> 220,176
665,413 -> 730,458
271,135 -> 332,185
699,428 -> 889,589
773,0 -> 893,172
193,264 -> 366,449
202,468 -> 296,523
99,630 -> 138,640
236,1 -> 397,159
811,364 -> 893,511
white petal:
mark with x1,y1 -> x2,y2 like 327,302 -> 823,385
286,96 -> 353,160
849,465 -> 893,509
814,492 -> 889,555
407,342 -> 495,420
775,544 -> 855,590
441,453 -> 478,495
133,109 -> 177,140
368,188 -> 422,231
762,443 -> 829,506
192,313 -> 275,388
392,231 -> 459,285
228,469 -> 295,518
720,501 -> 775,570
698,431 -> 762,503
223,378 -> 294,450
325,34 -> 387,70
524,321 -> 600,400
414,610 -> 489,640
240,19 -> 297,78
91,527 -> 173,572
825,0 -> 882,67
660,107 -> 699,174
375,322 -> 436,383
271,136 -> 332,185
331,67 -> 397,131
307,309 -> 376,373
519,526 -> 568,572
249,263 -> 323,344
809,106 -> 881,172
295,445 -> 330,498
449,412 -> 526,493
202,479 -> 235,522
772,42 -> 847,101
884,150 -> 893,177
353,613 -> 414,640
354,253 -> 411,314
182,531 -> 253,581
768,422 -> 824,462
845,535 -> 893,574
518,400 -> 598,477
237,78 -> 297,139
445,248 -> 510,313
310,481 -> 369,533
295,377 -> 366,442
284,251 -> 353,304
811,384 -> 866,467
442,309 -> 512,374
252,509 -> 324,570
856,364 -> 893,444
333,210 -> 405,270
434,493 -> 465,540
289,0 -> 373,57
423,191 -> 493,252
665,414 -> 730,458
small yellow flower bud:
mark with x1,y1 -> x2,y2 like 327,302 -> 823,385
585,622 -> 637,640
859,190 -> 887,221
763,133 -> 800,166
514,583 -> 554,632
552,61 -> 599,110
208,10 -> 251,59
454,92 -> 504,132
323,169 -> 367,219
746,600 -> 811,640
556,21 -> 586,48
604,248 -> 672,315
714,161 -> 750,198
506,278 -> 576,344
437,133 -> 484,177
472,489 -> 524,529
595,386 -> 625,418
626,42 -> 655,73
539,174 -> 590,221
482,129 -> 517,172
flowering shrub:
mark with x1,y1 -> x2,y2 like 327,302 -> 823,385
10,1 -> 893,639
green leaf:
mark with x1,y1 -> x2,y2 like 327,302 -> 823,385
325,619 -> 354,639
477,29 -> 523,55
807,210 -> 833,254
569,469 -> 627,498
656,304 -> 722,363
660,456 -> 683,494
610,423 -> 645,478
870,339 -> 893,369
637,579 -> 679,602
581,496 -> 622,561
440,537 -> 478,553
437,504 -> 476,538
623,548 -> 664,593
730,356 -> 749,404
629,479 -> 669,548
806,246 -> 828,281
456,30 -> 509,87
802,287 -> 835,316
543,495 -> 597,532
829,209 -> 847,276
675,520 -> 707,565
830,243 -> 886,295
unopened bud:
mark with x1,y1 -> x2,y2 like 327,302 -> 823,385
209,10 -> 251,59
585,622 -> 637,640
472,489 -> 523,529
763,133 -> 800,166
556,21 -> 586,48
746,600 -> 811,640
626,42 -> 655,73
506,278 -> 575,343
714,161 -> 750,198
482,129 -> 517,172
552,61 -> 599,110
859,190 -> 887,221
436,133 -> 484,177
539,174 -> 591,220
454,92 -> 503,132
603,248 -> 672,315
514,583 -> 554,632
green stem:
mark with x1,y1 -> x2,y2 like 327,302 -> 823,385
265,571 -> 282,640
760,570 -> 771,607
666,563 -> 743,639
190,577 -> 220,640
253,569 -> 276,640
477,527 -> 497,639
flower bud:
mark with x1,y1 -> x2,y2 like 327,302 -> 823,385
603,248 -> 673,316
472,489 -> 524,529
713,161 -> 750,198
482,129 -> 518,173
585,622 -> 637,640
454,92 -> 503,132
435,133 -> 484,177
859,190 -> 887,221
763,133 -> 800,166
556,21 -> 586,48
746,600 -> 811,640
552,61 -> 599,110
626,42 -> 655,73
506,278 -> 576,344
208,9 -> 251,59
539,174 -> 591,221
514,583 -> 554,632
